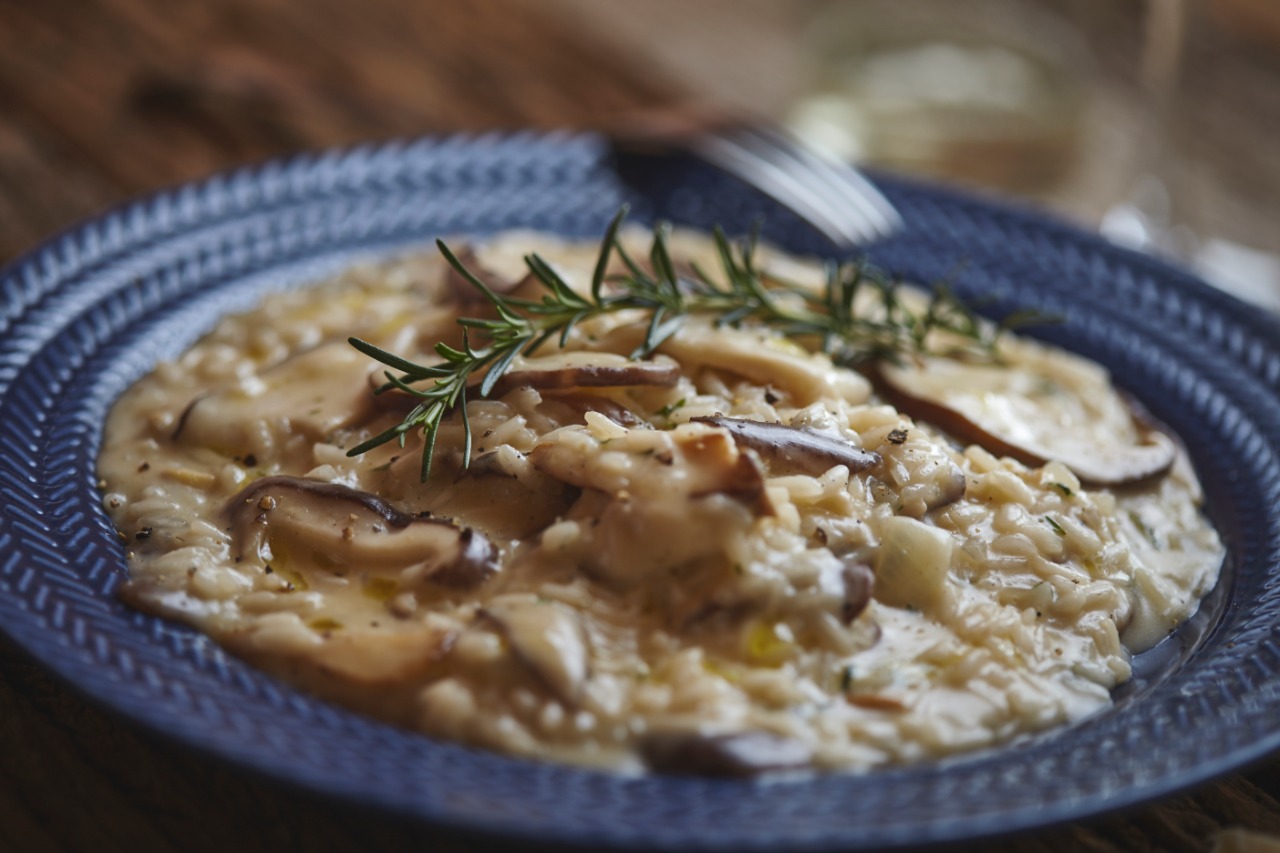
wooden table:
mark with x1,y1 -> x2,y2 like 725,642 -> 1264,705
3,2 -> 1279,849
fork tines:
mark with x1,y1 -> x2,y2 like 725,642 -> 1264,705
690,124 -> 902,249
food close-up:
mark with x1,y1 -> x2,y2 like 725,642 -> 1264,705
97,220 -> 1222,775
4,2 -> 1280,851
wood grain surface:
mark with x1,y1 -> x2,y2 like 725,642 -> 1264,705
2,1 -> 1278,850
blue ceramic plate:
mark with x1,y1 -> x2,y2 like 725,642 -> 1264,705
2,133 -> 1279,851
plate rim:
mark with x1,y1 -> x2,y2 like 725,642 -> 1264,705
1,131 -> 1279,851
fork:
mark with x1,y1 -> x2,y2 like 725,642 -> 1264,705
610,117 -> 903,249
687,123 -> 903,248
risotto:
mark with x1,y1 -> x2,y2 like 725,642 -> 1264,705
97,226 -> 1222,775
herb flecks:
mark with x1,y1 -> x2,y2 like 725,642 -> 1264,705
350,208 -> 1020,480
1048,482 -> 1074,498
657,398 -> 687,419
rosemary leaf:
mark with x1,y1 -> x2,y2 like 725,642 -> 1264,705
348,208 -> 1037,481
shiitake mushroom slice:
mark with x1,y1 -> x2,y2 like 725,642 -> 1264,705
876,354 -> 1176,487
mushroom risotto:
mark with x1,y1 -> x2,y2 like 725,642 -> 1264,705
98,222 -> 1223,775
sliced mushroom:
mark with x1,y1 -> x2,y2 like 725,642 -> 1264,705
225,476 -> 499,589
672,427 -> 772,516
308,623 -> 457,685
175,342 -> 375,458
443,245 -> 531,305
841,560 -> 875,623
485,352 -> 680,398
877,350 -> 1177,487
480,595 -> 588,703
639,729 -> 812,777
529,424 -> 770,586
434,447 -> 580,540
656,318 -> 871,405
693,450 -> 771,515
691,415 -> 879,476
368,352 -> 679,413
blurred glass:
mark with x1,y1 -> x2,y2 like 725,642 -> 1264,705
1099,0 -> 1280,310
1098,0 -> 1190,255
787,0 -> 1091,194
784,0 -> 1280,311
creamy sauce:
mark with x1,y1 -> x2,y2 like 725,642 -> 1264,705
98,230 -> 1223,775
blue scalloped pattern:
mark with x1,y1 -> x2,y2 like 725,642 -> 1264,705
1,135 -> 1279,851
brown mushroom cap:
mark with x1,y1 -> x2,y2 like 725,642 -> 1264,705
367,352 -> 679,413
224,475 -> 499,589
485,352 -> 681,398
639,729 -> 813,777
691,415 -> 880,477
444,245 -> 532,305
877,357 -> 1177,487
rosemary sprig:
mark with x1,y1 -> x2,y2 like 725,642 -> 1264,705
349,207 -> 1032,480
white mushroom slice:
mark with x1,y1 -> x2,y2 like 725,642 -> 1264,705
175,342 -> 374,459
658,319 -> 871,405
878,346 -> 1177,486
484,352 -> 680,398
225,476 -> 499,589
481,595 -> 588,702
691,415 -> 879,476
